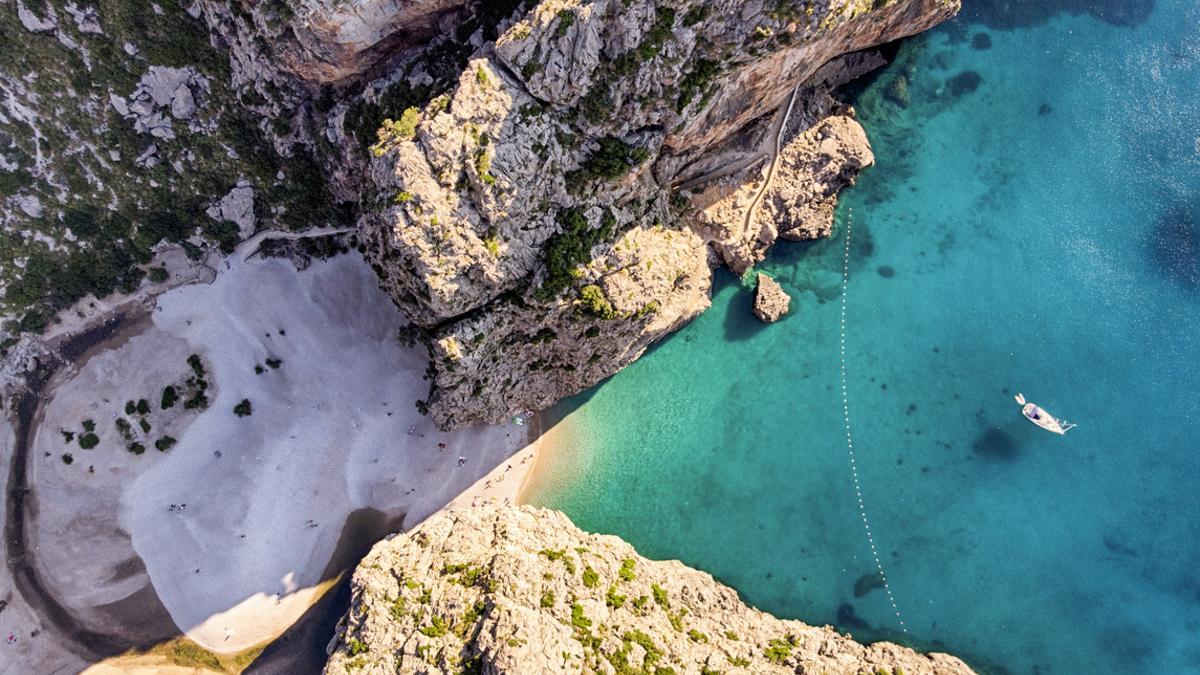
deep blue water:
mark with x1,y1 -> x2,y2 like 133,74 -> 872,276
526,2 -> 1200,673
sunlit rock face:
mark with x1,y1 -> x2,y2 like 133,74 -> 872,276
359,0 -> 959,429
325,502 -> 977,674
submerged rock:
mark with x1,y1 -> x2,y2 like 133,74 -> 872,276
947,71 -> 983,97
753,273 -> 790,323
326,503 -> 975,674
1149,204 -> 1199,290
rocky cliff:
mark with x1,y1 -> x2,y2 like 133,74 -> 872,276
356,0 -> 959,428
1,0 -> 958,421
325,503 -> 974,674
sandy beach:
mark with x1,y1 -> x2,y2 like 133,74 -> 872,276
2,249 -> 543,665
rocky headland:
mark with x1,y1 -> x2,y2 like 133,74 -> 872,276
2,0 -> 959,424
0,1 -> 966,671
326,502 -> 975,674
350,0 -> 960,429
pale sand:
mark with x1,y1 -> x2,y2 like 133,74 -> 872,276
19,251 -> 536,656
420,415 -> 544,525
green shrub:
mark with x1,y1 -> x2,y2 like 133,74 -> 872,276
606,584 -> 626,608
78,433 -> 100,449
554,9 -> 576,37
667,608 -> 687,631
537,208 -> 617,300
540,590 -> 556,608
677,59 -> 720,112
266,357 -> 282,369
475,66 -> 490,85
139,419 -> 151,433
61,453 -> 74,465
348,637 -> 369,656
148,266 -> 169,283
475,148 -> 496,185
483,231 -> 501,256
128,442 -> 146,455
455,600 -> 486,637
683,5 -> 710,25
579,285 -> 616,319
234,399 -> 252,417
389,596 -> 407,620
161,385 -> 178,409
125,400 -> 136,415
570,603 -> 591,631
582,566 -> 599,588
419,615 -> 448,637
137,399 -> 150,415
623,630 -> 661,667
687,629 -> 708,643
370,107 -> 421,156
728,656 -> 750,667
567,137 -> 650,189
618,558 -> 636,581
82,419 -> 96,432
651,583 -> 669,608
183,392 -> 209,410
155,436 -> 177,452
764,637 -> 795,664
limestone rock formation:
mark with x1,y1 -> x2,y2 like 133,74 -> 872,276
358,0 -> 958,428
753,273 -> 790,323
767,114 -> 875,243
325,502 -> 975,674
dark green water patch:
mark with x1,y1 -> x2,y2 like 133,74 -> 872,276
971,427 -> 1020,460
853,571 -> 886,598
1147,203 -> 1199,291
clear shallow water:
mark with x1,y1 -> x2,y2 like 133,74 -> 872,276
526,2 -> 1200,673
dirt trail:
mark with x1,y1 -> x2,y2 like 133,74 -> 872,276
743,84 -> 801,235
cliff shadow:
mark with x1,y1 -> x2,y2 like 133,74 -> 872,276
718,271 -> 771,342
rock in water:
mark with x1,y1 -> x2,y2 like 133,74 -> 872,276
753,274 -> 790,323
325,503 -> 976,674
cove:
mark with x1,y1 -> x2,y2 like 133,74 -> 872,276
526,1 -> 1200,673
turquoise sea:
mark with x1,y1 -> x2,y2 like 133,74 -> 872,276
526,1 -> 1200,673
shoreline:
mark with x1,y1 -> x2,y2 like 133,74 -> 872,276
419,412 -> 547,525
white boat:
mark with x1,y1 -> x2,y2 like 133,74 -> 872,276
1015,393 -> 1076,434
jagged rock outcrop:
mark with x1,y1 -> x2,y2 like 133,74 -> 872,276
326,503 -> 975,674
360,0 -> 958,428
753,273 -> 789,322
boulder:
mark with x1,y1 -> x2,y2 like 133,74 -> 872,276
753,273 -> 790,323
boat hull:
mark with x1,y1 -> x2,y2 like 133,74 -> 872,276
1022,403 -> 1068,434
